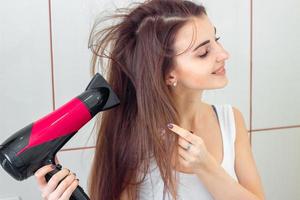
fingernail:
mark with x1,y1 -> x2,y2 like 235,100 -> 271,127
167,123 -> 173,129
51,165 -> 56,169
56,164 -> 62,170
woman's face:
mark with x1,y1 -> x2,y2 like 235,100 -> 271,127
167,15 -> 230,90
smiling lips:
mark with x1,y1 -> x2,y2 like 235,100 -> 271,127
212,66 -> 225,75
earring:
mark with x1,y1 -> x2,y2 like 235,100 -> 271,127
172,80 -> 177,87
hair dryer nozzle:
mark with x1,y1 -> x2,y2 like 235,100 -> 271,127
85,73 -> 120,111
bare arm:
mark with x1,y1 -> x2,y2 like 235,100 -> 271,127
194,106 -> 265,200
232,107 -> 265,199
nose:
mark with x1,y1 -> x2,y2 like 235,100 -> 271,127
215,43 -> 230,62
218,50 -> 229,62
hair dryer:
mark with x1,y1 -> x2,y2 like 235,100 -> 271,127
0,73 -> 120,200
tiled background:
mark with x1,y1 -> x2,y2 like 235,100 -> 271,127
0,0 -> 299,199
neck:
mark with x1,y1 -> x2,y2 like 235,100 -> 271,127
171,89 -> 208,131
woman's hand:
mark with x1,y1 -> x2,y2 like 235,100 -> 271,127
34,157 -> 79,200
167,123 -> 218,174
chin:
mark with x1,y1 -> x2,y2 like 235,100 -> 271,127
211,77 -> 229,89
219,78 -> 229,88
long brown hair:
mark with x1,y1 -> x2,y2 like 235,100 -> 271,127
87,1 -> 207,199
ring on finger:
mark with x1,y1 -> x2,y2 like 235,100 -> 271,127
186,142 -> 192,151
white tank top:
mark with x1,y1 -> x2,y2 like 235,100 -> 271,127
138,104 -> 238,200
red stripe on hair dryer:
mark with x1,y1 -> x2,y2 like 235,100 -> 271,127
0,73 -> 120,200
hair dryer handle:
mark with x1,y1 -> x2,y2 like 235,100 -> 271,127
45,164 -> 90,200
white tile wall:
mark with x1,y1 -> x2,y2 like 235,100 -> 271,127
252,0 -> 300,128
0,196 -> 21,200
1,0 -> 299,199
0,1 -> 53,143
252,128 -> 300,200
0,1 -> 53,198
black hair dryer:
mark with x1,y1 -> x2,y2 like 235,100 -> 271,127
0,73 -> 120,200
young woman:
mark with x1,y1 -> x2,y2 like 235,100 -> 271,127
34,0 -> 265,200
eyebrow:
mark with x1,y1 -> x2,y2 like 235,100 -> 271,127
192,26 -> 217,52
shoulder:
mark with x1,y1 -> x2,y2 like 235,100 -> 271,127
213,104 -> 245,123
230,105 -> 266,199
231,105 -> 248,131
228,104 -> 251,146
231,106 -> 256,172
231,106 -> 243,120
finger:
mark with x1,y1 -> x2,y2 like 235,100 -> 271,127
178,146 -> 193,160
178,137 -> 192,150
55,155 -> 60,164
174,155 -> 186,172
34,164 -> 55,188
178,154 -> 189,167
49,173 -> 77,200
42,168 -> 70,198
167,123 -> 199,144
58,179 -> 79,200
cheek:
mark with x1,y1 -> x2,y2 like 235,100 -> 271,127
177,64 -> 213,86
178,71 -> 212,89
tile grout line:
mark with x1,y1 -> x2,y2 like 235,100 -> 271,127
59,124 -> 300,152
48,0 -> 56,111
249,0 -> 253,146
252,125 -> 300,132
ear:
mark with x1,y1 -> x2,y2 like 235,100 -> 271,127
165,71 -> 177,86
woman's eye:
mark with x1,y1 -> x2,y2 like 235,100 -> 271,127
198,51 -> 208,58
198,37 -> 221,58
